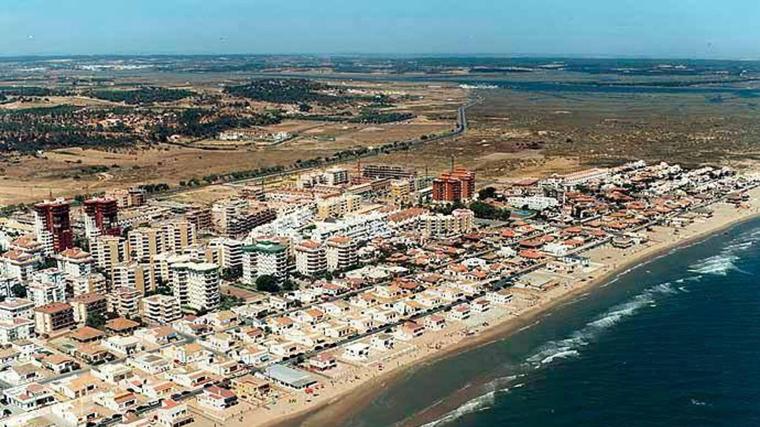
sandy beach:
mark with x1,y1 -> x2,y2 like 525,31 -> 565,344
187,187 -> 760,427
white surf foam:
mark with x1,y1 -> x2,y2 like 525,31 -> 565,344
688,254 -> 741,276
420,281 -> 680,427
419,390 -> 496,427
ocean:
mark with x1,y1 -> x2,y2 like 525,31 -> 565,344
343,218 -> 760,427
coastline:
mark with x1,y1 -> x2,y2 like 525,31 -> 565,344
252,189 -> 760,427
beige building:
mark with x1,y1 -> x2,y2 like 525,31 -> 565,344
109,287 -> 142,318
34,302 -> 75,335
92,235 -> 127,272
421,209 -> 475,238
127,226 -> 164,262
316,194 -> 362,220
388,179 -> 414,206
112,261 -> 153,294
294,240 -> 326,277
70,292 -> 108,324
161,220 -> 196,253
325,235 -> 356,272
142,294 -> 182,325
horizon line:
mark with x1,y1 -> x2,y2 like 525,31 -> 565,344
1,52 -> 759,62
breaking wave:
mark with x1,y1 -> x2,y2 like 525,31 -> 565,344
689,232 -> 759,276
689,254 -> 742,276
423,282 -> 681,426
419,391 -> 497,427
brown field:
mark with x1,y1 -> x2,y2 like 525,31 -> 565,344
0,81 -> 466,205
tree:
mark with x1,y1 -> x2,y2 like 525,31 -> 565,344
11,283 -> 26,298
86,312 -> 107,330
478,186 -> 497,200
256,275 -> 279,293
282,280 -> 297,291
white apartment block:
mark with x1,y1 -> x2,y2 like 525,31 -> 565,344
56,247 -> 94,277
325,235 -> 357,272
0,298 -> 35,322
186,262 -> 220,312
28,268 -> 67,307
207,238 -> 244,271
171,262 -> 220,312
242,240 -> 290,284
294,240 -> 327,277
127,226 -> 164,262
142,294 -> 182,325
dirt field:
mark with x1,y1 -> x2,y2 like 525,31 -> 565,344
0,82 -> 466,205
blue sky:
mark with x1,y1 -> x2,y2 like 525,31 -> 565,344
1,0 -> 759,58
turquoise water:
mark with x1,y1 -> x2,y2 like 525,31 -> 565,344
342,218 -> 760,427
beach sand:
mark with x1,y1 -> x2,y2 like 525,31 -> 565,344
190,187 -> 760,427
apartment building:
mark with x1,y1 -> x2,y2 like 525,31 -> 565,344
171,262 -> 221,312
112,262 -> 153,294
34,302 -> 75,335
92,235 -> 128,272
206,238 -> 244,271
316,194 -> 362,220
161,220 -> 196,253
242,240 -> 290,284
127,226 -> 164,262
421,209 -> 475,238
325,235 -> 357,272
294,240 -> 327,277
83,197 -> 120,241
109,287 -> 142,319
70,292 -> 108,324
56,247 -> 94,277
142,294 -> 182,325
33,198 -> 74,254
28,268 -> 67,307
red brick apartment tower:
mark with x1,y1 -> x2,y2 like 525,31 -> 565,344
34,198 -> 74,253
84,197 -> 121,237
432,167 -> 475,203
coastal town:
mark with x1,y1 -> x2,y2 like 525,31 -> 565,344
0,157 -> 757,427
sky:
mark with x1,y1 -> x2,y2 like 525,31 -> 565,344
1,0 -> 759,59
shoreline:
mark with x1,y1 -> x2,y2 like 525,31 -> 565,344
254,190 -> 760,427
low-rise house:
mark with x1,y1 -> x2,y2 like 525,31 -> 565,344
95,390 -> 138,413
103,335 -> 144,356
49,372 -> 102,399
449,303 -> 471,321
167,367 -> 213,389
424,314 -> 446,331
40,353 -> 80,374
231,374 -> 271,400
92,362 -> 134,385
3,382 -> 56,410
472,298 -> 491,313
237,344 -> 270,366
201,332 -> 241,354
486,289 -> 514,305
309,352 -> 337,371
343,342 -> 370,360
105,317 -> 141,336
396,321 -> 425,341
156,399 -> 194,427
129,353 -> 172,375
198,385 -> 239,411
371,333 -> 395,351
69,326 -> 106,343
